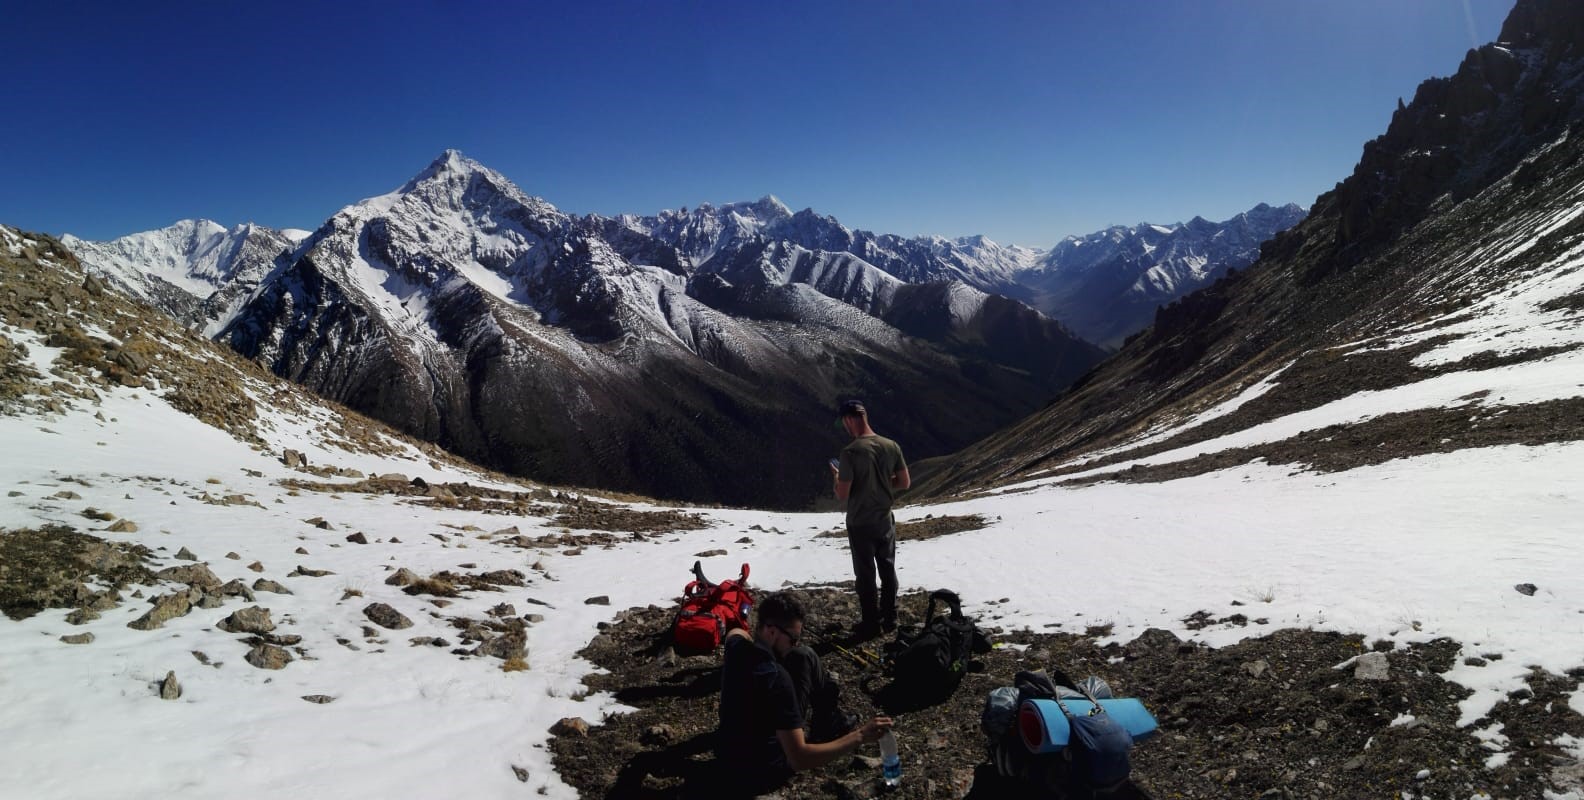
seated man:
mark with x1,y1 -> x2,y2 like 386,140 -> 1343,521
717,591 -> 891,794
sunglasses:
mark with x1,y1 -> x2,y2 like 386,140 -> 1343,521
772,624 -> 802,646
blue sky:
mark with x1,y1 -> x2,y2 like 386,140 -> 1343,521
3,1 -> 1514,247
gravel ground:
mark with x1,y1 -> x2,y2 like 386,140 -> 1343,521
551,588 -> 1584,799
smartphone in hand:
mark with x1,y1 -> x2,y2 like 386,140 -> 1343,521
829,458 -> 840,470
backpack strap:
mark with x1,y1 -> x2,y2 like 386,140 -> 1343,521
1047,666 -> 1109,717
924,589 -> 964,626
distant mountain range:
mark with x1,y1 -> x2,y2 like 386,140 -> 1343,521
1013,203 -> 1307,348
916,0 -> 1584,500
59,155 -> 1300,507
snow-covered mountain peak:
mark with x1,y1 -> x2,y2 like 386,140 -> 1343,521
62,219 -> 296,310
748,194 -> 792,219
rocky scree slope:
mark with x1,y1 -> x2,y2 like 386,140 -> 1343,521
914,0 -> 1584,499
211,152 -> 1106,510
556,588 -> 1583,800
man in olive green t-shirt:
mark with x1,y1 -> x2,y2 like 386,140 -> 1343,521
831,400 -> 910,640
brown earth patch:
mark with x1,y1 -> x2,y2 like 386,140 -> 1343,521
1066,395 -> 1584,486
1034,341 -> 1581,485
549,587 -> 1584,799
0,524 -> 156,620
817,514 -> 991,542
551,497 -> 711,534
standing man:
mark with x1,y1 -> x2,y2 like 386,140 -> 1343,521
831,400 -> 910,640
717,592 -> 892,796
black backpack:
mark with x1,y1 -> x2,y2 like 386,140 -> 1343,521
884,589 -> 990,698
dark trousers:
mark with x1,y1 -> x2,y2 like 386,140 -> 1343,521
848,524 -> 898,626
781,645 -> 849,743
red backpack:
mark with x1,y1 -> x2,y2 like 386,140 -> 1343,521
673,561 -> 753,652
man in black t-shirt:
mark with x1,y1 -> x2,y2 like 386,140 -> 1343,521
717,592 -> 891,794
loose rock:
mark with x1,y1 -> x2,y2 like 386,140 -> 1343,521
158,671 -> 181,699
65,607 -> 101,625
128,589 -> 196,630
245,643 -> 293,670
551,717 -> 590,737
156,563 -> 222,590
216,579 -> 256,602
174,546 -> 197,561
363,602 -> 413,630
385,568 -> 420,587
252,579 -> 292,594
60,632 -> 94,645
1354,651 -> 1390,681
217,606 -> 275,634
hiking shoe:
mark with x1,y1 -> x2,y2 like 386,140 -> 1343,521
849,620 -> 882,642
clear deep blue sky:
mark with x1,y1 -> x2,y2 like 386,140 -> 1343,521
3,0 -> 1514,247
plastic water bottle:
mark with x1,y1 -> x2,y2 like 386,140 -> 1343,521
878,730 -> 901,788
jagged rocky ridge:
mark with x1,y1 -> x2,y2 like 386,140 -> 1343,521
1016,203 -> 1307,349
915,0 -> 1584,499
597,197 -> 1305,349
62,221 -> 306,335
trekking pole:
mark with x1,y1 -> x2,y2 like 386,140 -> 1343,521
807,630 -> 883,671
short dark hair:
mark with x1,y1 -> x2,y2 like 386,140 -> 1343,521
756,591 -> 806,630
838,400 -> 867,418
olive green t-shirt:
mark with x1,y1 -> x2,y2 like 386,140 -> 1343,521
839,434 -> 907,538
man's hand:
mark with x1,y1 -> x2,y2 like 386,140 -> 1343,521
857,716 -> 894,744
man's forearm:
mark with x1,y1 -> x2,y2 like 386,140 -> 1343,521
786,728 -> 864,771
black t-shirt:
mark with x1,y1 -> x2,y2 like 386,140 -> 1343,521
717,635 -> 804,772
